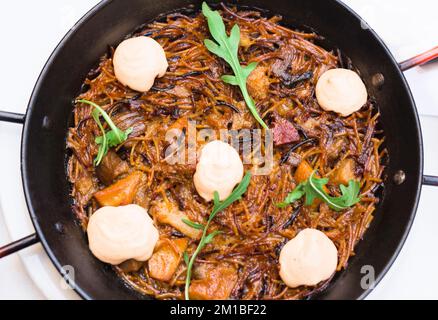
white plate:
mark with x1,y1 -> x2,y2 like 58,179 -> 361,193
0,0 -> 100,300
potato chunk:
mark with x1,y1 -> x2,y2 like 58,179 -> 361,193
189,264 -> 238,300
94,171 -> 144,207
247,66 -> 270,100
294,160 -> 314,183
148,238 -> 189,282
332,158 -> 356,186
150,201 -> 202,239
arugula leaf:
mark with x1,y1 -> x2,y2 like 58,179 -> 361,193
335,179 -> 361,208
278,171 -> 361,211
211,173 -> 251,216
182,218 -> 205,230
184,171 -> 252,300
95,127 -> 133,147
202,2 -> 268,130
204,230 -> 223,244
77,99 -> 132,166
90,108 -> 109,167
277,182 -> 305,208
183,251 -> 189,266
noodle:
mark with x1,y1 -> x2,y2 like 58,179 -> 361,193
66,5 -> 385,300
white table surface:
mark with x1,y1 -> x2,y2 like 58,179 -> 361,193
0,0 -> 437,300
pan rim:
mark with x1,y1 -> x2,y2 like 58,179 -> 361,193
19,0 -> 423,300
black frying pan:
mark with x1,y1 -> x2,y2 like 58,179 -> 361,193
1,0 -> 438,300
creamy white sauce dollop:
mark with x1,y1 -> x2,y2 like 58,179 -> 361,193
87,204 -> 159,265
279,228 -> 338,288
315,68 -> 367,116
113,37 -> 168,92
193,140 -> 244,201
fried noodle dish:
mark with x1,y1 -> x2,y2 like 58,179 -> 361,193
66,4 -> 386,300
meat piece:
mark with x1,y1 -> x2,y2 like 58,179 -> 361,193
247,66 -> 270,100
271,43 -> 294,78
167,85 -> 191,98
205,111 -> 232,129
150,201 -> 202,239
169,116 -> 188,132
280,71 -> 313,88
301,117 -> 320,137
192,263 -> 211,280
74,169 -> 98,205
148,238 -> 188,282
286,152 -> 302,167
133,183 -> 151,209
118,259 -> 144,273
112,110 -> 146,139
327,137 -> 346,161
332,158 -> 356,186
189,263 -> 238,300
271,44 -> 313,87
231,111 -> 255,130
95,150 -> 129,185
272,116 -> 300,146
94,171 -> 144,207
154,163 -> 196,178
239,31 -> 253,48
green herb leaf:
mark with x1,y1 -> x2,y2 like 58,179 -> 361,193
184,171 -> 252,300
182,218 -> 205,230
333,179 -> 361,208
90,108 -> 109,167
77,99 -> 132,166
221,75 -> 238,85
278,171 -> 361,211
183,251 -> 189,266
211,172 -> 251,217
277,182 -> 306,208
95,127 -> 133,148
204,230 -> 222,244
306,173 -> 329,206
202,2 -> 268,129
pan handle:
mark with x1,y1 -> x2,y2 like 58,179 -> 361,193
399,46 -> 438,71
399,49 -> 438,186
0,110 -> 37,258
0,233 -> 39,258
0,50 -> 435,258
0,111 -> 25,124
423,175 -> 438,186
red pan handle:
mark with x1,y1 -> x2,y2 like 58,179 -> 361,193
399,48 -> 438,186
399,46 -> 438,71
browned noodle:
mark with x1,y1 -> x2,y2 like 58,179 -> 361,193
66,5 -> 386,300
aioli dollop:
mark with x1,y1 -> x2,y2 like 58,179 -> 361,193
113,37 -> 168,92
193,140 -> 244,201
315,68 -> 367,117
279,228 -> 338,288
87,204 -> 159,265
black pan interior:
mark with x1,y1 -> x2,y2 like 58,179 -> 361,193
21,0 -> 422,299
